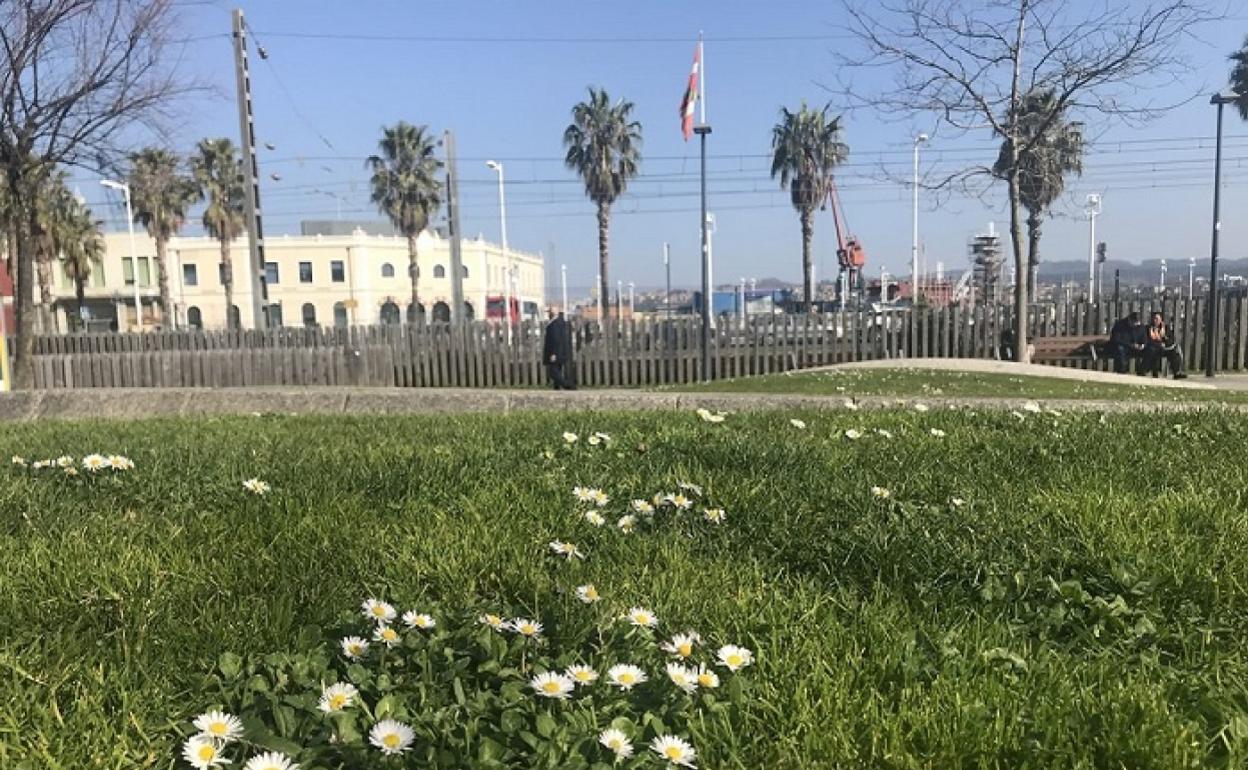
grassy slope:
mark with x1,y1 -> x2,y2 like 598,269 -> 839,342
672,367 -> 1248,403
2,410 -> 1247,768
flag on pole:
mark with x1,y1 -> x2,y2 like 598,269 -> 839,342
680,42 -> 700,140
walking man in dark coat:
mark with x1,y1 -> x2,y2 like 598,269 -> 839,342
543,310 -> 575,390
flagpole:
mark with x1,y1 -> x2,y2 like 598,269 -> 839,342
695,32 -> 712,381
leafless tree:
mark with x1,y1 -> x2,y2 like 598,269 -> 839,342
836,0 -> 1212,362
0,0 -> 190,388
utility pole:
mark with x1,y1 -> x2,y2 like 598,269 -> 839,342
663,243 -> 672,319
628,282 -> 635,316
560,264 -> 568,314
695,32 -> 712,381
1085,193 -> 1101,303
444,130 -> 465,325
232,8 -> 268,330
1207,91 -> 1238,377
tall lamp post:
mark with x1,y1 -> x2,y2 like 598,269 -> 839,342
100,179 -> 143,331
1084,193 -> 1101,302
485,160 -> 511,338
1188,257 -> 1196,299
911,133 -> 928,340
1206,91 -> 1240,378
560,263 -> 568,315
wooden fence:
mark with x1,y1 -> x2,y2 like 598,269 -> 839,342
8,297 -> 1248,389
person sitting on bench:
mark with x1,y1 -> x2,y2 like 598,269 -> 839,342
1142,311 -> 1187,379
1109,312 -> 1144,374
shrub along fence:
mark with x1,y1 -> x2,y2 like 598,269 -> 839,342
7,296 -> 1246,389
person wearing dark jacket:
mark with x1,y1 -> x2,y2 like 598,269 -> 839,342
1141,311 -> 1187,379
542,311 -> 576,390
1108,312 -> 1144,374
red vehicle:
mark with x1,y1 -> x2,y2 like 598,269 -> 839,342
485,295 -> 520,323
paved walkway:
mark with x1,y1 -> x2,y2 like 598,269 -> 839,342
813,358 -> 1224,389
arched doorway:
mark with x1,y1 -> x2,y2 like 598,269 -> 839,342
187,306 -> 202,329
302,303 -> 317,328
333,302 -> 348,328
432,301 -> 450,323
379,301 -> 400,325
228,305 -> 240,329
406,302 -> 425,325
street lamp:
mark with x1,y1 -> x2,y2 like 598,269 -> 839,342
912,133 -> 928,303
1206,90 -> 1240,377
100,179 -> 143,332
1084,193 -> 1101,302
560,263 -> 568,315
485,160 -> 511,336
1188,257 -> 1196,299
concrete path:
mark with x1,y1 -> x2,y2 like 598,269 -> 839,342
0,386 -> 1244,423
810,358 -> 1220,389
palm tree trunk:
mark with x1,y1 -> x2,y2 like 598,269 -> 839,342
155,236 -> 172,329
35,230 -> 53,334
75,278 -> 86,330
597,202 -> 610,321
12,173 -> 35,389
800,208 -> 814,312
1007,169 -> 1028,363
220,239 -> 233,330
1026,212 -> 1041,304
407,233 -> 420,324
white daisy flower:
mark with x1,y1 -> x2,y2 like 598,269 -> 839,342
650,735 -> 697,767
677,481 -> 703,496
870,486 -> 891,499
530,671 -> 576,699
696,407 -> 726,423
242,478 -> 271,495
243,752 -> 299,770
193,710 -> 244,743
478,613 -> 507,632
11,456 -> 26,467
32,459 -> 52,470
913,403 -> 930,412
402,611 -> 435,631
566,664 -> 599,686
606,663 -> 648,690
588,434 -> 602,446
590,489 -> 609,507
549,540 -> 585,559
951,497 -> 966,508
56,455 -> 74,469
1023,401 -> 1042,413
599,728 -> 634,759
584,510 -> 606,527
64,467 -> 79,477
652,491 -> 668,508
717,644 -> 754,671
575,584 -> 601,604
631,499 -> 655,515
625,607 -> 658,629
844,429 -> 863,440
369,719 -> 415,755
340,636 -> 369,660
661,632 -> 700,659
373,624 -> 401,648
107,454 -> 130,470
182,736 -> 227,769
790,418 -> 807,429
563,432 -> 579,444
511,617 -> 543,638
616,514 -> 637,533
82,454 -> 108,472
665,493 -> 693,511
317,682 -> 359,713
573,486 -> 595,503
702,508 -> 726,524
875,428 -> 894,438
930,428 -> 947,437
666,663 -> 698,693
362,599 -> 397,624
843,398 -> 860,411
694,665 -> 720,689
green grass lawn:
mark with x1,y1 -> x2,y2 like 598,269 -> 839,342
673,366 -> 1248,403
3,408 -> 1248,768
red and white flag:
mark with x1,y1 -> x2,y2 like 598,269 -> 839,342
679,42 -> 700,140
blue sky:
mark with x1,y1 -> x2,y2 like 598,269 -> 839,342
84,0 -> 1248,296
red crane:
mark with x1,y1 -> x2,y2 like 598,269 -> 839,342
828,177 -> 866,272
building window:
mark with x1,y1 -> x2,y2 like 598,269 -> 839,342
187,306 -> 203,329
432,301 -> 450,323
379,301 -> 400,325
138,257 -> 152,287
381,263 -> 395,278
123,257 -> 135,286
265,262 -> 280,285
333,302 -> 348,328
299,261 -> 313,283
433,264 -> 446,279
331,260 -> 345,283
90,257 -> 106,288
183,264 -> 198,286
302,302 -> 317,327
266,303 -> 282,327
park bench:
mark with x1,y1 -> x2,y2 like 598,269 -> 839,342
1029,334 -> 1106,364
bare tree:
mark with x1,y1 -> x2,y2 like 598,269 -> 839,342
0,0 -> 188,388
837,0 -> 1211,362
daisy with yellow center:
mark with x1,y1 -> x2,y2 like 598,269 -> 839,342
193,710 -> 244,743
702,508 -> 726,524
590,489 -> 609,507
566,664 -> 598,685
606,663 -> 648,690
82,454 -> 108,472
511,618 -> 543,638
696,407 -> 726,423
368,719 -> 415,755
530,671 -> 576,699
182,736 -> 226,769
650,735 -> 697,767
56,455 -> 74,469
64,467 -> 79,477
563,432 -> 579,444
107,455 -> 129,470
661,632 -> 700,659
32,460 -> 51,470
11,456 -> 25,467
361,599 -> 397,624
666,493 -> 692,511
717,644 -> 754,671
616,514 -> 637,533
373,624 -> 401,648
652,492 -> 667,508
575,584 -> 601,604
242,478 -> 271,495
625,606 -> 658,628
631,499 -> 655,515
695,665 -> 720,689
584,511 -> 606,527
340,636 -> 369,660
479,613 -> 506,631
402,611 -> 435,630
599,728 -> 634,759
573,485 -> 593,502
549,540 -> 585,559
243,751 -> 299,770
665,663 -> 698,693
677,481 -> 703,496
870,486 -> 891,499
317,682 -> 359,713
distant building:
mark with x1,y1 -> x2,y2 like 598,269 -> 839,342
300,219 -> 395,237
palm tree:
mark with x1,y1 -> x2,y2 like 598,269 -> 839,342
563,87 -> 642,319
192,138 -> 246,329
59,201 -> 104,328
367,122 -> 443,322
993,89 -> 1084,303
770,102 -> 849,311
130,148 -> 199,328
31,169 -> 74,332
1231,36 -> 1248,120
